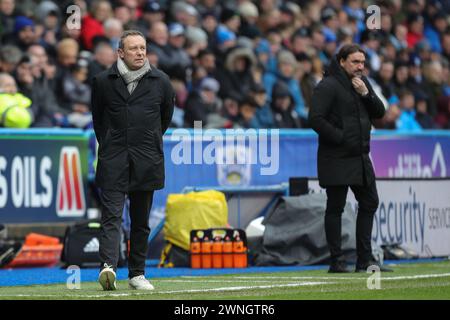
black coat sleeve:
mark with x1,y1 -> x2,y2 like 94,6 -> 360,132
361,77 -> 386,119
91,76 -> 105,144
160,75 -> 175,134
308,79 -> 344,145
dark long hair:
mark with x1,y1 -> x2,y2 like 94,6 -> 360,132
336,44 -> 366,62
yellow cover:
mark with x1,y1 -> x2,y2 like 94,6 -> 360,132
164,190 -> 228,251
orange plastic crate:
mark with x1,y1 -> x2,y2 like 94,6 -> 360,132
6,244 -> 63,268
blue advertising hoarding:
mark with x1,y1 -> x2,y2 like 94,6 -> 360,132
0,129 -> 89,223
1,128 -> 450,224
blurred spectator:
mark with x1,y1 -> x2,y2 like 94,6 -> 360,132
184,25 -> 209,59
0,45 -> 22,73
35,1 -> 61,49
3,15 -> 37,51
0,0 -> 18,40
248,82 -> 274,128
289,27 -> 312,61
201,10 -> 219,49
238,1 -> 260,39
415,91 -> 436,129
423,60 -> 446,117
263,49 -> 307,118
216,45 -> 257,102
220,7 -> 240,35
406,13 -> 424,49
375,60 -> 396,101
80,0 -> 112,50
0,72 -> 33,128
407,55 -> 427,97
393,60 -> 410,96
54,38 -> 80,110
196,48 -> 216,77
167,22 -> 192,74
14,55 -> 63,127
424,12 -> 448,54
136,1 -> 165,35
238,96 -> 258,128
435,96 -> 450,129
88,42 -> 116,85
360,30 -> 381,72
103,18 -> 123,50
197,0 -> 221,18
396,89 -> 422,131
270,81 -> 302,128
379,96 -> 401,129
62,59 -> 91,112
59,59 -> 92,129
442,31 -> 450,62
220,91 -> 241,126
184,77 -> 222,128
171,1 -> 199,27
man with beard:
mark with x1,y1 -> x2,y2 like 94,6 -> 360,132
309,44 -> 392,273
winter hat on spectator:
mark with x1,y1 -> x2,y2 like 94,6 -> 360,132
254,39 -> 270,54
415,91 -> 429,102
272,81 -> 292,100
169,23 -> 185,37
277,50 -> 297,66
143,1 -> 162,13
238,2 -> 259,18
323,28 -> 337,43
408,55 -> 421,67
200,77 -> 220,93
14,16 -> 35,34
280,4 -> 295,17
35,1 -> 60,23
172,2 -> 198,17
388,95 -> 399,106
185,26 -> 208,45
221,8 -> 239,23
294,27 -> 310,38
250,82 -> 266,93
321,7 -> 337,22
216,27 -> 236,45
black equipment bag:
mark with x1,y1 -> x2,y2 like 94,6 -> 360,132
61,220 -> 128,268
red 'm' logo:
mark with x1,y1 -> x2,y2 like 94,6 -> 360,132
56,147 -> 86,217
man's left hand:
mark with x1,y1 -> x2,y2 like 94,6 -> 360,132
351,77 -> 369,96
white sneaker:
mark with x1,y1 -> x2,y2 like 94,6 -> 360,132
98,264 -> 117,291
128,275 -> 155,290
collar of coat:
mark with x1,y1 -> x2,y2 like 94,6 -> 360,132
108,61 -> 162,79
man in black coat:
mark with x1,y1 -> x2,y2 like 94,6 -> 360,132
309,44 -> 391,273
92,30 -> 174,290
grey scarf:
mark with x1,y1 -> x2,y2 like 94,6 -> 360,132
117,57 -> 151,94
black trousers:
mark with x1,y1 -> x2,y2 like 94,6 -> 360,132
99,189 -> 154,278
325,179 -> 379,265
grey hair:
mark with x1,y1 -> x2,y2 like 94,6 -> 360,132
118,30 -> 146,50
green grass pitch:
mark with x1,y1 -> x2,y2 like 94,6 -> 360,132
1,260 -> 449,300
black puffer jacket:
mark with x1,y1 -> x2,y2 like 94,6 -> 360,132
308,58 -> 385,187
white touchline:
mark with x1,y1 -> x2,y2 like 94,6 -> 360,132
1,272 -> 450,298
181,273 -> 450,281
0,281 -> 330,298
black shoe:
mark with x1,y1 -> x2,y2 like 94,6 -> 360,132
328,261 -> 351,273
355,261 -> 393,273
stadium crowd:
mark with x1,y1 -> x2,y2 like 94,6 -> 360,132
1,0 -> 450,130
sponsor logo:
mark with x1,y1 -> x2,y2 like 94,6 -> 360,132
83,237 -> 99,253
56,147 -> 85,217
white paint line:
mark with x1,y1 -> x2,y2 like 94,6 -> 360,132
181,273 -> 450,281
0,281 -> 329,298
